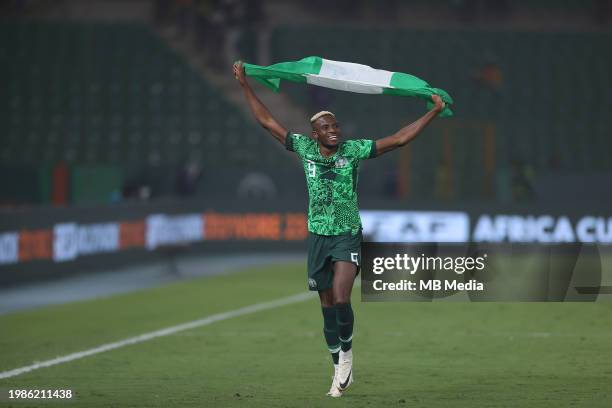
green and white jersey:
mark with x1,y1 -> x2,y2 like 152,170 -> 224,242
285,132 -> 377,236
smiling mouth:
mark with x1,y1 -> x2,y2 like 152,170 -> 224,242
329,135 -> 338,141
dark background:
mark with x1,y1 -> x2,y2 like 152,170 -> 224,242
1,0 -> 611,283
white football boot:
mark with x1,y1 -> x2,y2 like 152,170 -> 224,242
326,364 -> 342,397
337,349 -> 353,391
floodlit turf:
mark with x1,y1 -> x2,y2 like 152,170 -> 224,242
1,262 -> 611,407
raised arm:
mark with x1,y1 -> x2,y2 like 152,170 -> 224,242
375,95 -> 446,156
233,61 -> 288,145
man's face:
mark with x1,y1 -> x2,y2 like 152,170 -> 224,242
312,115 -> 341,149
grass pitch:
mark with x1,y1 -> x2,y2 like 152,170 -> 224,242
1,262 -> 611,407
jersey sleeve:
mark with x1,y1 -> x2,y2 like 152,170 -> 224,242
344,139 -> 377,160
285,132 -> 314,157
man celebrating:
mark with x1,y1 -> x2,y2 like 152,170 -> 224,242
233,61 -> 445,398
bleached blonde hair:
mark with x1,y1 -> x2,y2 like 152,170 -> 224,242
309,111 -> 335,123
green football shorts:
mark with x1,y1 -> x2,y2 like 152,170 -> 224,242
306,230 -> 362,291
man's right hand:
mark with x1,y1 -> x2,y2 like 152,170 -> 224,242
233,61 -> 247,86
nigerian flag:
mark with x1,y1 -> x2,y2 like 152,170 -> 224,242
243,56 -> 453,117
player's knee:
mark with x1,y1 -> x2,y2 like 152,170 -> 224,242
318,289 -> 334,307
333,295 -> 350,305
320,298 -> 334,307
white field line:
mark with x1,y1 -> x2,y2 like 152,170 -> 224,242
0,291 -> 316,380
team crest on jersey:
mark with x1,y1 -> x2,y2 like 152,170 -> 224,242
335,157 -> 348,168
308,278 -> 317,289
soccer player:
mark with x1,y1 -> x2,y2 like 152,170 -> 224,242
233,61 -> 445,397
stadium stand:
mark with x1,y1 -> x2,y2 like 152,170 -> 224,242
270,27 -> 612,199
0,20 -> 292,204
1,19 -> 610,204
